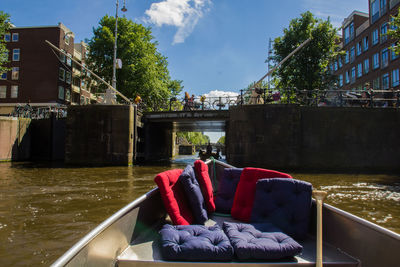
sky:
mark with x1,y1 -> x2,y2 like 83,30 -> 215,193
2,0 -> 369,141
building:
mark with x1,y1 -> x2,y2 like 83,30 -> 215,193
333,0 -> 399,92
0,23 -> 97,115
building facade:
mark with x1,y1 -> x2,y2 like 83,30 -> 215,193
333,0 -> 400,92
0,23 -> 97,114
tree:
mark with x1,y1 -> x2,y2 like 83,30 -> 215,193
87,15 -> 180,110
217,136 -> 225,145
388,8 -> 400,56
0,12 -> 11,74
271,12 -> 341,101
177,132 -> 210,145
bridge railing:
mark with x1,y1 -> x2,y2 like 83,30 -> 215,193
165,88 -> 400,111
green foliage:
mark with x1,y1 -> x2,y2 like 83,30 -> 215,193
217,136 -> 225,145
388,8 -> 400,56
0,11 -> 11,73
87,15 -> 182,111
271,12 -> 341,100
177,132 -> 210,145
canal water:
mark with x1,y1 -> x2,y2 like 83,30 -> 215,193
0,157 -> 399,266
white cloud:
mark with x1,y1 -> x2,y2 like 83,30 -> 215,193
204,90 -> 239,99
145,0 -> 211,44
302,0 -> 368,28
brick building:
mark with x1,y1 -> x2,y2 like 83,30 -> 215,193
0,23 -> 97,114
333,0 -> 400,92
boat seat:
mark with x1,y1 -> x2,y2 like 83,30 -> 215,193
159,224 -> 234,261
222,221 -> 303,260
194,160 -> 216,213
231,167 -> 292,222
214,168 -> 243,214
250,178 -> 312,240
154,169 -> 194,225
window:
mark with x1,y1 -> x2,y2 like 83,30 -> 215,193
373,53 -> 380,69
381,23 -> 388,42
4,33 -> 10,42
59,68 -> 65,81
344,26 -> 350,44
382,73 -> 389,89
66,71 -> 71,84
66,53 -> 72,66
381,48 -> 389,68
380,0 -> 387,15
339,74 -> 343,87
60,50 -> 66,63
392,69 -> 399,87
334,61 -> 338,71
11,67 -> 19,80
65,89 -> 71,101
372,29 -> 379,45
0,86 -> 6,98
371,0 -> 380,22
12,48 -> 20,61
357,42 -> 362,56
0,72 -> 6,80
338,57 -> 343,68
10,85 -> 18,98
65,34 -> 70,45
351,67 -> 356,83
373,78 -> 380,89
363,36 -> 369,51
12,33 -> 19,42
345,70 -> 350,84
81,79 -> 85,88
350,46 -> 355,62
345,51 -> 350,64
58,86 -> 65,100
357,63 -> 363,77
391,43 -> 399,60
80,95 -> 85,105
364,58 -> 370,74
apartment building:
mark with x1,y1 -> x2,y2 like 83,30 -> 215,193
0,23 -> 97,114
333,0 -> 400,91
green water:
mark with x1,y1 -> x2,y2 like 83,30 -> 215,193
0,158 -> 399,266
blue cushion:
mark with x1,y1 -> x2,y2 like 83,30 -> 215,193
159,224 -> 234,261
179,165 -> 208,224
250,178 -> 312,240
223,222 -> 303,260
214,168 -> 243,213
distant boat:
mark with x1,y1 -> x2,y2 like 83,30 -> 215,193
52,160 -> 400,267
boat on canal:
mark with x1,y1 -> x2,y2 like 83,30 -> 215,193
52,160 -> 400,267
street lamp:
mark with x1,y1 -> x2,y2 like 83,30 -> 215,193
105,0 -> 127,104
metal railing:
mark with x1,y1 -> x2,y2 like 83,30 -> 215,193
9,104 -> 68,119
165,88 -> 400,111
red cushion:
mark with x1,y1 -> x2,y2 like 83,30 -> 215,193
194,160 -> 216,213
231,167 -> 292,222
154,169 -> 194,225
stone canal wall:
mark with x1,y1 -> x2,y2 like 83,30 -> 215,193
227,105 -> 400,172
65,105 -> 135,166
0,117 -> 31,161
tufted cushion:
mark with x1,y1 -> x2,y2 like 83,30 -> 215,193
154,169 -> 194,225
231,167 -> 292,222
214,168 -> 243,213
179,165 -> 208,224
250,178 -> 312,240
223,222 -> 303,260
159,224 -> 234,261
194,160 -> 216,213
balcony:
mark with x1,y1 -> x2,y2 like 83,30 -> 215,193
72,84 -> 80,94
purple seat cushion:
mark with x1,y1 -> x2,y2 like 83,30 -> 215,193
250,178 -> 312,240
214,168 -> 243,213
223,222 -> 303,260
159,224 -> 234,261
179,165 -> 208,224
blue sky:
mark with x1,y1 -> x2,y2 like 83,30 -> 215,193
3,0 -> 368,98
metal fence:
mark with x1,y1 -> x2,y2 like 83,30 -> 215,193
165,88 -> 400,111
9,104 -> 68,119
